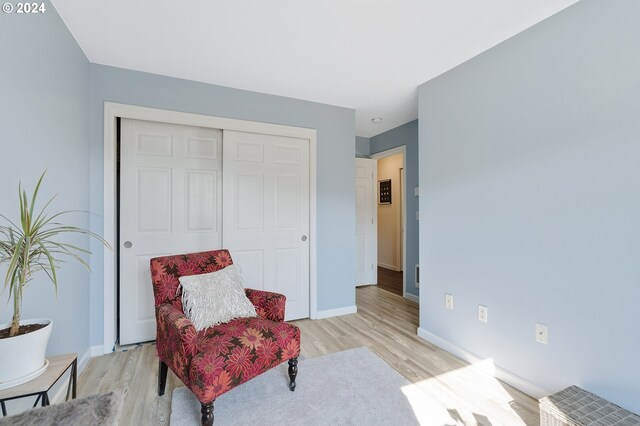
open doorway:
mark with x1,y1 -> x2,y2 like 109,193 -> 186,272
355,145 -> 410,300
374,151 -> 405,297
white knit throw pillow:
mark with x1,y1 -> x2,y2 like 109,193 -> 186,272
179,265 -> 257,331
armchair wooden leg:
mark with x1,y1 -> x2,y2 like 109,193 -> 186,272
288,357 -> 298,391
201,401 -> 214,426
158,360 -> 168,396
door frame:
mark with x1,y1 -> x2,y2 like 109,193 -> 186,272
370,146 -> 409,302
102,102 -> 318,354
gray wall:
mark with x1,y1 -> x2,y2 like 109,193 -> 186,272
89,64 -> 356,345
419,0 -> 640,412
370,120 -> 419,298
0,3 -> 91,357
356,136 -> 370,158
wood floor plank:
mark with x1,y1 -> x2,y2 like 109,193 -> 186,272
377,266 -> 403,296
79,286 -> 540,425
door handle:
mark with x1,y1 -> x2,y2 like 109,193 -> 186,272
123,241 -> 133,249
301,235 -> 307,242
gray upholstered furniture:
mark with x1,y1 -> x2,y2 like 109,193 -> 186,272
540,386 -> 640,426
0,391 -> 124,426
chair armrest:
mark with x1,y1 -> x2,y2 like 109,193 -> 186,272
245,288 -> 286,322
155,303 -> 199,385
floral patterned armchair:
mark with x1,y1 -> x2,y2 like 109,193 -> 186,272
150,249 -> 300,426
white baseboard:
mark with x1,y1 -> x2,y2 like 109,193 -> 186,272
417,327 -> 549,399
79,348 -> 92,372
403,293 -> 419,303
378,262 -> 401,271
316,305 -> 357,319
90,345 -> 105,357
48,380 -> 70,405
50,346 -> 94,404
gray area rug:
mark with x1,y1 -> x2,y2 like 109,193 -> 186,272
170,347 -> 420,425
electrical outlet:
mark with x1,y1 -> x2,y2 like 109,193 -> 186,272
536,323 -> 549,345
414,187 -> 420,197
445,293 -> 453,310
478,305 -> 488,323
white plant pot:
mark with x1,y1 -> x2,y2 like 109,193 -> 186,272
0,318 -> 52,389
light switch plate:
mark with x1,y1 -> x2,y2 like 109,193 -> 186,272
414,187 -> 420,196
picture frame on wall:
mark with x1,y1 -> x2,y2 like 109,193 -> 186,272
379,179 -> 392,204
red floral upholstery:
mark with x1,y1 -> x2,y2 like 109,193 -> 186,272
150,249 -> 300,406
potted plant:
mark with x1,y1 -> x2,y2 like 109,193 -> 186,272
0,172 -> 109,388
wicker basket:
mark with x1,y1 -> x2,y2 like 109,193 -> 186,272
539,386 -> 640,426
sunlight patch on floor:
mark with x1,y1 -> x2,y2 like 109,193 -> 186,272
401,358 -> 528,425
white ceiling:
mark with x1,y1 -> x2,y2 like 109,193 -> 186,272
51,0 -> 579,137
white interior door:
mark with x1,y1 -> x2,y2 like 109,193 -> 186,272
223,130 -> 310,320
120,119 -> 223,344
356,158 -> 377,286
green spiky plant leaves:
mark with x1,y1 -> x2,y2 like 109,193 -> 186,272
0,172 -> 110,337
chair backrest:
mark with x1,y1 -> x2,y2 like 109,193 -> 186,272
149,249 -> 234,309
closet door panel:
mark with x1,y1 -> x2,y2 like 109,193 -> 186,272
120,119 -> 222,344
223,130 -> 310,320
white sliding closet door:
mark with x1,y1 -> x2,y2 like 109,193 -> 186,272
223,130 -> 310,320
120,119 -> 223,344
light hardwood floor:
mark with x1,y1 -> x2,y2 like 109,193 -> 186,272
79,286 -> 540,425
